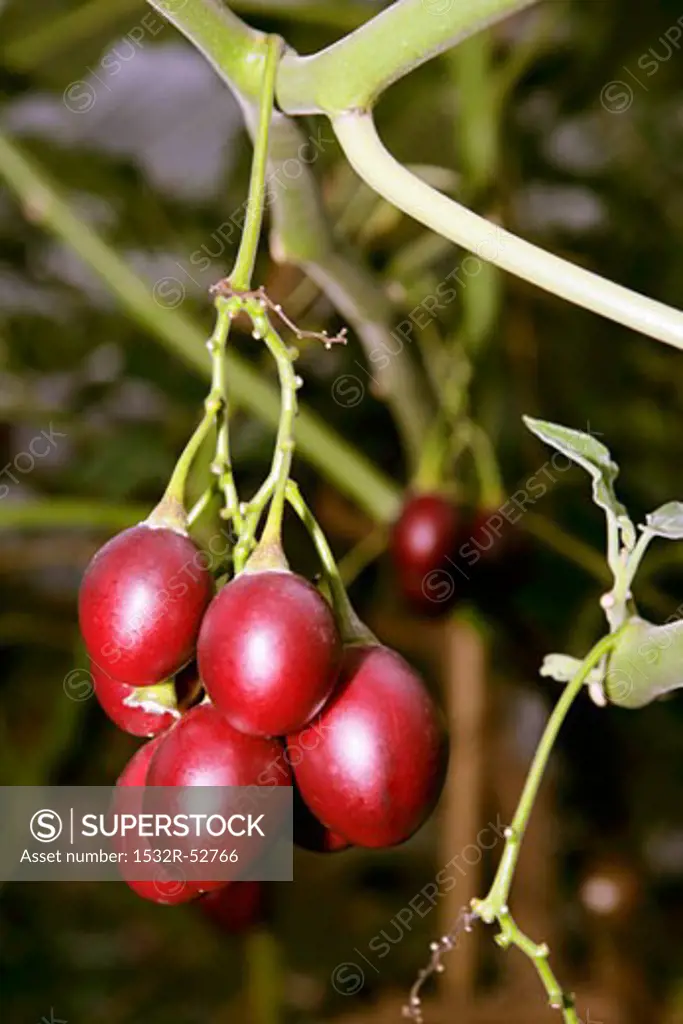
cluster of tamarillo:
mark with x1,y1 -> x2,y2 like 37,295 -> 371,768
78,488 -> 449,914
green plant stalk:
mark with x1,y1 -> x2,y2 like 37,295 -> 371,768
147,0 -> 269,99
450,31 -> 499,197
605,526 -> 655,630
472,628 -> 624,1020
467,422 -> 505,507
253,307 -> 298,552
187,486 -> 218,528
494,909 -> 578,1023
447,32 -> 505,508
163,304 -> 242,521
276,0 -> 538,115
233,469 -> 277,572
231,34 -> 281,290
209,305 -> 242,529
0,131 -> 400,524
285,480 -> 375,644
475,630 -> 621,918
148,0 -> 433,467
333,113 -> 683,348
161,398 -> 220,514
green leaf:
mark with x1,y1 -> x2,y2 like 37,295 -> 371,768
523,416 -> 635,547
645,501 -> 683,539
540,653 -> 603,685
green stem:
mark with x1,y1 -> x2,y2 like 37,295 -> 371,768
285,480 -> 375,644
413,416 -> 452,492
148,0 -> 433,471
146,0 -> 269,99
160,400 -> 218,515
474,629 -> 622,924
187,486 -> 217,528
0,130 -> 401,524
231,35 -> 281,290
467,422 -> 505,508
162,321 -> 229,514
605,526 -> 655,629
276,0 -> 537,115
472,628 -> 624,1021
450,30 -> 499,197
495,911 -> 579,1023
251,306 -> 297,555
210,304 -> 242,529
332,112 -> 683,349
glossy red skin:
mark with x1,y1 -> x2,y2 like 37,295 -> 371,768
146,702 -> 291,788
79,524 -> 213,685
117,737 -> 202,905
293,786 -> 351,854
146,703 -> 290,886
92,663 -> 178,738
198,570 -> 341,737
390,494 -> 459,613
288,645 -> 448,849
198,881 -> 266,933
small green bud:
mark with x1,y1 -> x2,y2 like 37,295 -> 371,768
605,615 -> 683,709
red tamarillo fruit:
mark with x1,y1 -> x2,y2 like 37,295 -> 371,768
289,645 -> 448,848
198,570 -> 341,737
79,523 -> 213,685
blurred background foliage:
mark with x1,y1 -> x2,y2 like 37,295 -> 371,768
2,0 -> 683,1022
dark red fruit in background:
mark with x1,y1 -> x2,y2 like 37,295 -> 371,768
198,881 -> 266,933
79,524 -> 213,685
198,570 -> 341,737
116,736 -> 204,905
288,645 -> 448,848
293,786 -> 351,854
390,494 -> 459,614
146,702 -> 290,789
92,663 -> 178,738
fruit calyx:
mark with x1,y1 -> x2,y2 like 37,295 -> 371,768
338,599 -> 378,648
124,680 -> 180,719
144,494 -> 189,535
243,536 -> 289,574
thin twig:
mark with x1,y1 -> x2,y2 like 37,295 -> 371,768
403,907 -> 477,1022
210,283 -> 348,346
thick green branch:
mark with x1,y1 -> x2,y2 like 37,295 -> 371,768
147,0 -> 269,99
0,131 -> 400,523
333,113 -> 683,348
276,0 -> 538,115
